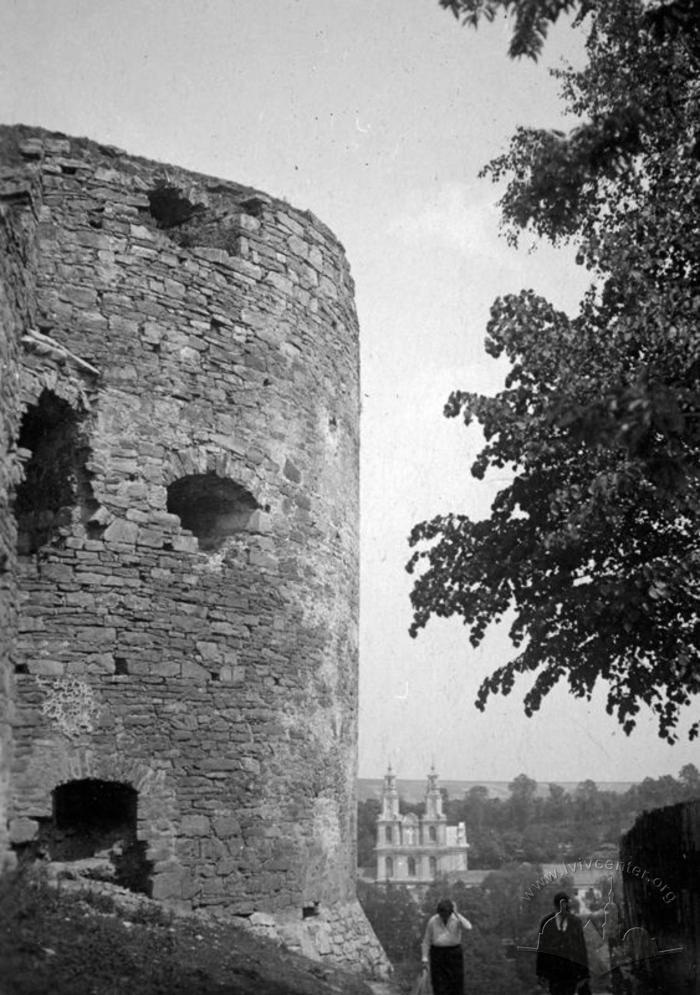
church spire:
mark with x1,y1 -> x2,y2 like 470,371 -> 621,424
380,764 -> 399,819
424,764 -> 444,820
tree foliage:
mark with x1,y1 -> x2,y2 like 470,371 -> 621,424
437,767 -> 699,864
356,771 -> 700,985
356,797 -> 381,868
421,877 -> 524,993
409,0 -> 700,742
356,881 -> 423,968
438,0 -> 587,60
438,0 -> 700,60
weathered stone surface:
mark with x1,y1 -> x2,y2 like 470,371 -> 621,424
150,867 -> 186,901
53,857 -> 116,882
181,814 -> 211,837
0,124 -> 386,979
9,816 -> 39,844
103,519 -> 138,544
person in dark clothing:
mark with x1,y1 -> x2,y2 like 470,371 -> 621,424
421,898 -> 472,995
536,891 -> 590,995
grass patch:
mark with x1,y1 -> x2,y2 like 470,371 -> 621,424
0,867 -> 375,995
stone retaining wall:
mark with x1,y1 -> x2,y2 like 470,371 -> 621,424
245,900 -> 390,977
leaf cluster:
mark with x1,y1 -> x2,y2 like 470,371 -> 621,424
438,0 -> 589,60
411,0 -> 700,740
438,0 -> 700,60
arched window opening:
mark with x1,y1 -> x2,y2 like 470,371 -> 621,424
14,390 -> 98,555
37,779 -> 152,894
384,825 -> 393,844
385,856 -> 394,879
407,856 -> 416,877
429,857 -> 437,877
429,825 -> 437,843
167,473 -> 259,552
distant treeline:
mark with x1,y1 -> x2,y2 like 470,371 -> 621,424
357,764 -> 700,868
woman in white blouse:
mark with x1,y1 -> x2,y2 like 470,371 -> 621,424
421,898 -> 472,995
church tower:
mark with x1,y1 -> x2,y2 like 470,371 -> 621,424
375,765 -> 402,880
374,764 -> 468,885
379,764 -> 400,821
421,764 -> 447,846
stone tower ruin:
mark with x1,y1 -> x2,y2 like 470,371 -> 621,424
0,124 -> 386,974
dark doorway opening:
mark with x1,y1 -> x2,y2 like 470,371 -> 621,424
14,390 -> 99,554
36,779 -> 153,894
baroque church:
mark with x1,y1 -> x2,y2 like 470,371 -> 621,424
375,766 -> 469,885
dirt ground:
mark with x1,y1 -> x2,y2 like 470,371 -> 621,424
0,870 -> 397,995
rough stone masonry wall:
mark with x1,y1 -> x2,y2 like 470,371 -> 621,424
0,148 -> 42,868
0,124 -> 389,977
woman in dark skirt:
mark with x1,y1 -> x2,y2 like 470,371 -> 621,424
421,898 -> 472,995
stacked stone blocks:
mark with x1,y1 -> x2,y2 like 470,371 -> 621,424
0,125 -> 388,976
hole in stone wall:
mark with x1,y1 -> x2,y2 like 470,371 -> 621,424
14,390 -> 99,555
114,657 -> 129,675
34,779 -> 153,895
141,185 -> 245,255
302,903 -> 320,918
146,184 -> 204,229
239,195 -> 266,218
87,208 -> 104,229
55,779 -> 135,832
167,473 -> 259,553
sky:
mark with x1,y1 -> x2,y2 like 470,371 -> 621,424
1,0 -> 697,785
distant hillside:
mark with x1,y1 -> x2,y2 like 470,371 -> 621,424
357,778 -> 636,803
